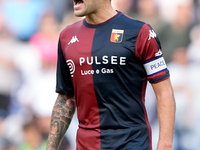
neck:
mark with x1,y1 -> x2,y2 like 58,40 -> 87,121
85,4 -> 117,25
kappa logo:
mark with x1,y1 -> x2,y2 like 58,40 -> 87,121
155,49 -> 163,57
148,30 -> 156,40
68,36 -> 79,45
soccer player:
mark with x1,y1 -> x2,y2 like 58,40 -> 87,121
46,0 -> 176,150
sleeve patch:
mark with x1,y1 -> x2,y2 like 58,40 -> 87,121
143,56 -> 167,76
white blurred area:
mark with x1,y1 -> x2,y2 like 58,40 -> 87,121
0,0 -> 199,150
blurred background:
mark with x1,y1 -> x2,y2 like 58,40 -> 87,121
0,0 -> 199,150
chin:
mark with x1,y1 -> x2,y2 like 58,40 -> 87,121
74,11 -> 86,17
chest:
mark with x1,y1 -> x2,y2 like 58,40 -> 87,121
62,27 -> 139,69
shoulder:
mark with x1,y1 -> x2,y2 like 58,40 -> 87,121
60,19 -> 84,38
120,13 -> 157,40
117,13 -> 147,30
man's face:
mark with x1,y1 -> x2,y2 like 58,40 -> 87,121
73,0 -> 101,17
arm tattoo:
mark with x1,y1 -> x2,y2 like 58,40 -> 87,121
46,94 -> 76,150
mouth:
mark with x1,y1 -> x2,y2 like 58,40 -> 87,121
74,0 -> 83,5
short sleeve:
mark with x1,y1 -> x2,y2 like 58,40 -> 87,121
56,39 -> 74,95
135,24 -> 169,83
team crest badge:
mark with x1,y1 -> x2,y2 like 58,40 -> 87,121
110,29 -> 124,43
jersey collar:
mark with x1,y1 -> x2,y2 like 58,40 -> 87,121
83,11 -> 122,28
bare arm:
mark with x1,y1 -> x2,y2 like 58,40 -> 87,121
151,78 -> 176,150
46,93 -> 76,150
